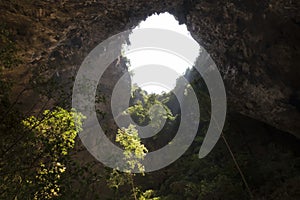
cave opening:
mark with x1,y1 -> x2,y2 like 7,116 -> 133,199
122,12 -> 200,95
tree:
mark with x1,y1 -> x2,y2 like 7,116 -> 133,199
0,107 -> 85,199
127,87 -> 175,128
108,124 -> 160,200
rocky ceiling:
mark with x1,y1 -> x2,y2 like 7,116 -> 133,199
1,0 -> 300,137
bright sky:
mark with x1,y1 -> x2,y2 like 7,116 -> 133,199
123,12 -> 198,94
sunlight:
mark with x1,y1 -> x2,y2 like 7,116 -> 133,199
123,12 -> 199,94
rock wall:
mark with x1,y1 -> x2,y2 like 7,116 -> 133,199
1,0 -> 299,137
186,0 -> 300,137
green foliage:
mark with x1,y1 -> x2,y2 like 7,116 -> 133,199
138,189 -> 161,200
116,124 -> 148,173
108,124 -> 150,200
22,108 -> 85,157
1,107 -> 85,199
127,87 -> 175,127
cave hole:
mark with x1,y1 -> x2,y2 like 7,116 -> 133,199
122,12 -> 200,94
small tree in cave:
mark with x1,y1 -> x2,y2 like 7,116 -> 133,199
108,124 -> 147,200
108,124 -> 160,200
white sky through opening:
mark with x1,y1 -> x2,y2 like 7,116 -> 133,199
123,12 -> 197,94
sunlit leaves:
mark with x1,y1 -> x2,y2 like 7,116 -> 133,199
1,107 -> 85,199
108,124 -> 149,200
116,124 -> 148,173
127,88 -> 175,127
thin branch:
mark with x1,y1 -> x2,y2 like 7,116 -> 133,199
130,174 -> 138,200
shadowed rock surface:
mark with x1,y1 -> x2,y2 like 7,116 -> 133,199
1,0 -> 299,137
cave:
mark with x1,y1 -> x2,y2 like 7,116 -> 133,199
2,0 -> 299,137
1,0 -> 299,199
